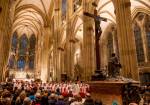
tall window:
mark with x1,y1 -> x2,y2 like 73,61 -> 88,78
19,34 -> 28,56
134,23 -> 145,62
107,32 -> 113,58
140,73 -> 150,84
145,14 -> 150,60
8,55 -> 15,69
11,31 -> 18,53
17,56 -> 26,69
8,31 -> 18,69
62,0 -> 67,21
8,32 -> 36,70
28,34 -> 36,69
17,34 -> 28,69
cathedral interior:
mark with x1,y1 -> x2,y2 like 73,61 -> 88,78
0,0 -> 150,104
0,0 -> 150,82
0,0 -> 150,84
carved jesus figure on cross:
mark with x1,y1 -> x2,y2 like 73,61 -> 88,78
84,9 -> 107,71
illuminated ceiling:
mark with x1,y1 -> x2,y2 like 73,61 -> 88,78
12,0 -> 53,37
97,0 -> 150,31
12,0 -> 150,39
72,0 -> 150,43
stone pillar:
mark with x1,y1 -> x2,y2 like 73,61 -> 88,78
112,0 -> 139,80
35,37 -> 42,79
59,50 -> 64,74
0,0 -> 11,81
82,0 -> 95,80
64,41 -> 75,80
49,53 -> 53,81
53,0 -> 62,81
40,27 -> 51,82
64,0 -> 74,80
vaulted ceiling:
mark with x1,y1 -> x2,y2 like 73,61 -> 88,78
12,0 -> 150,39
12,0 -> 54,37
59,0 -> 150,46
97,0 -> 150,31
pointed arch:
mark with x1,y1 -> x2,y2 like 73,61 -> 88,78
132,7 -> 150,21
15,4 -> 48,26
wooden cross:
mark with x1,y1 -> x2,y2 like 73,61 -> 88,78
84,9 -> 107,70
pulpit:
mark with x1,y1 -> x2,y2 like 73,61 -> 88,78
88,81 -> 139,105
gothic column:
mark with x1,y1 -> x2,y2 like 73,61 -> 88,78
64,0 -> 74,80
40,27 -> 51,82
35,36 -> 42,79
53,0 -> 62,81
59,50 -> 64,74
0,0 -> 11,81
82,0 -> 95,80
112,0 -> 139,80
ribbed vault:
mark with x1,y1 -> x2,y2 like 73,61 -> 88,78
12,0 -> 54,37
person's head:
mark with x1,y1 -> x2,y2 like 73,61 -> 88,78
30,90 -> 34,95
49,93 -> 55,100
58,95 -> 64,100
85,93 -> 91,99
23,97 -> 32,105
75,94 -> 82,102
20,91 -> 26,100
2,90 -> 11,98
111,53 -> 116,57
2,97 -> 11,105
35,92 -> 41,98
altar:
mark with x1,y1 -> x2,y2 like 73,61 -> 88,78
9,70 -> 35,80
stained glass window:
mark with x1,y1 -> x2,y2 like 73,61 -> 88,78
8,55 -> 15,69
140,73 -> 150,84
17,57 -> 25,69
29,34 -> 36,49
145,14 -> 150,60
19,34 -> 28,56
11,31 -> 18,53
107,32 -> 113,58
134,23 -> 145,62
29,56 -> 35,69
9,32 -> 37,70
62,0 -> 67,21
28,34 -> 36,69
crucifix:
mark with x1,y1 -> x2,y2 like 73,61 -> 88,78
84,9 -> 107,71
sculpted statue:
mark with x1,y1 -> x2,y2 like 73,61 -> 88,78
108,53 -> 122,78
